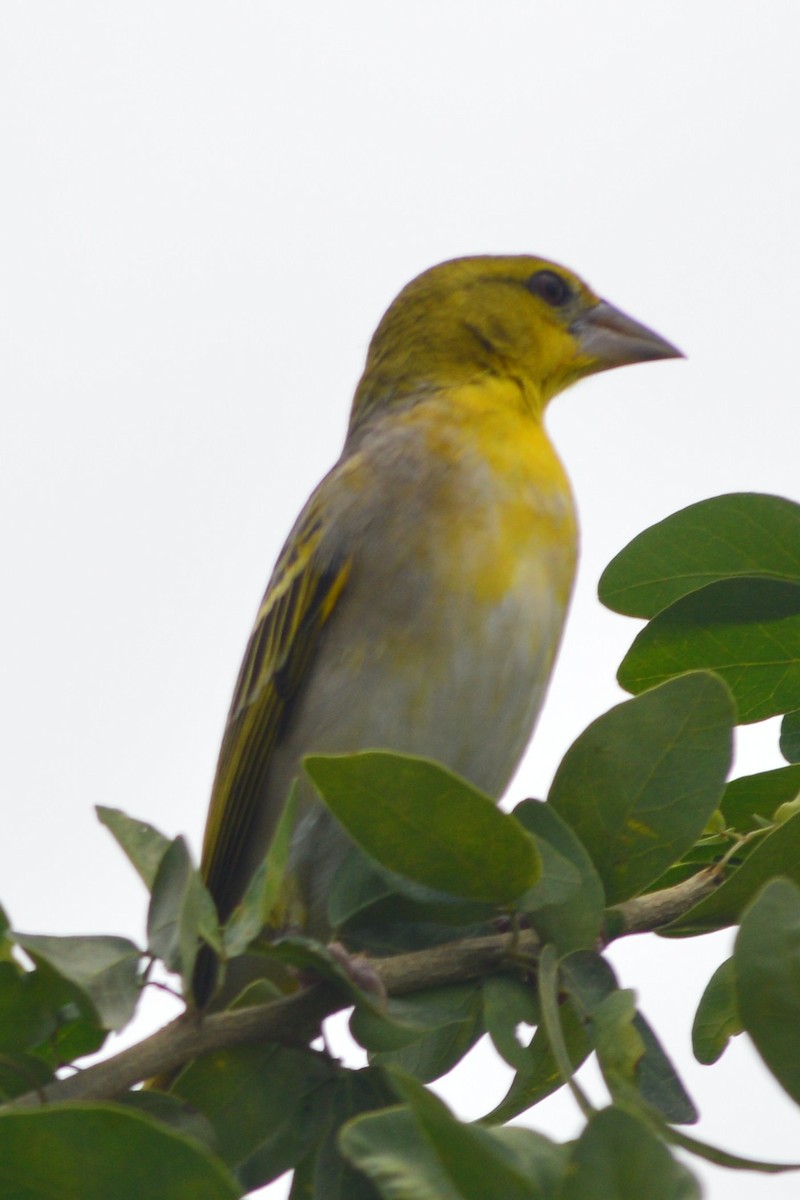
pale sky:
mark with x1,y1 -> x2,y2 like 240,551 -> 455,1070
2,4 -> 799,1197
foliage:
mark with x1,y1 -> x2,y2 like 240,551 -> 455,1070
2,492 -> 800,1198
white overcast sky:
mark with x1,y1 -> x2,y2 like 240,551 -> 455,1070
2,4 -> 799,1198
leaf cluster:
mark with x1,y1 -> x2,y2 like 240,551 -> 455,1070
2,493 -> 800,1198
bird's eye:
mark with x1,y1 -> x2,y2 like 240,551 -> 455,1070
526,270 -> 572,308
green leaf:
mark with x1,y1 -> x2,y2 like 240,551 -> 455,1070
0,1104 -> 240,1199
485,1127 -> 569,1195
117,1091 -> 219,1155
288,1152 -> 315,1199
366,985 -> 484,1084
548,673 -> 733,904
14,933 -> 141,1032
561,1107 -> 700,1200
343,1104 -> 568,1200
721,764 -> 800,832
328,847 -> 493,956
0,962 -> 52,1053
735,878 -> 800,1104
513,800 -> 605,952
352,983 -> 483,1056
560,952 -> 696,1124
692,958 -> 741,1065
591,988 -> 646,1101
340,1105 -> 465,1200
387,1069 -> 563,1200
781,709 -> 800,763
173,1043 -> 336,1189
617,579 -> 800,723
481,976 -> 539,1071
666,812 -> 800,933
223,782 -> 299,958
147,837 -> 221,993
558,949 -> 617,1015
599,493 -> 800,617
305,752 -> 540,903
0,1052 -> 53,1103
22,965 -> 106,1066
96,806 -> 173,890
313,1068 -> 395,1200
481,998 -> 591,1125
631,1016 -> 698,1125
536,944 -> 579,1107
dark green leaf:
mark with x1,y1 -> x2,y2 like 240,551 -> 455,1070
513,800 -> 605,952
482,976 -> 539,1071
617,579 -> 800,723
147,837 -> 221,993
666,812 -> 800,933
14,933 -> 141,1032
288,1151 -> 315,1199
0,1104 -> 240,1199
0,1052 -> 54,1102
485,1127 -> 569,1195
305,752 -> 539,903
559,949 -> 618,1015
560,952 -> 696,1124
548,673 -> 733,904
781,710 -> 800,763
481,998 -> 590,1125
631,1016 -> 698,1125
599,493 -> 800,617
174,1043 -> 336,1189
25,966 -> 107,1064
721,764 -> 800,832
343,1104 -> 569,1200
367,985 -> 484,1083
340,1105 -> 464,1200
562,1107 -> 700,1200
735,878 -> 800,1104
692,958 -> 741,1065
96,806 -> 172,891
352,984 -> 483,1056
591,988 -> 646,1100
328,847 -> 493,956
118,1091 -> 219,1154
313,1068 -> 395,1200
388,1069 -> 560,1200
0,962 -> 52,1053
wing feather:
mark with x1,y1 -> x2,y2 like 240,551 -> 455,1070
200,503 -> 351,921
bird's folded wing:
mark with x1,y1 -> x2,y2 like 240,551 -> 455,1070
200,499 -> 351,920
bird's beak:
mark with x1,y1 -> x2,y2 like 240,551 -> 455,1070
573,300 -> 684,370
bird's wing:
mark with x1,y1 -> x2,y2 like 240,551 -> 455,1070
200,495 -> 352,921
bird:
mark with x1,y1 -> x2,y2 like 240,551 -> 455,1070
197,254 -> 681,1004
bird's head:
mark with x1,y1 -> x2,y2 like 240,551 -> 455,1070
350,255 -> 682,430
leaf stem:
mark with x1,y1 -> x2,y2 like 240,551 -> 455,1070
537,944 -> 594,1119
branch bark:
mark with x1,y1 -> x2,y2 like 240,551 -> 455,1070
606,867 -> 720,935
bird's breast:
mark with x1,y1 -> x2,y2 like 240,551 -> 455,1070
306,395 -> 578,792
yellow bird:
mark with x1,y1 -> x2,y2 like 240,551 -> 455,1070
198,255 -> 680,1002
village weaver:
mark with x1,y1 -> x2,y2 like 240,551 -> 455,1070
197,255 -> 681,1002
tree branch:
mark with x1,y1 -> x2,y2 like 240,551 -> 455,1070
6,870 -> 717,1109
606,867 -> 720,936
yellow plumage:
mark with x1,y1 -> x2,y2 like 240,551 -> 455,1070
197,255 -> 680,1003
